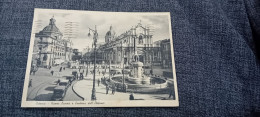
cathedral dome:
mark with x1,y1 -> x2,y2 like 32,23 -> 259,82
105,26 -> 115,37
41,17 -> 62,34
105,25 -> 115,43
42,25 -> 61,33
106,31 -> 112,36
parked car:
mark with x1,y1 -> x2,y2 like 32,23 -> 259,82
110,69 -> 121,75
51,86 -> 66,101
59,79 -> 70,89
63,75 -> 75,82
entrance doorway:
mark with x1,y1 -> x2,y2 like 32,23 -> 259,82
139,55 -> 144,63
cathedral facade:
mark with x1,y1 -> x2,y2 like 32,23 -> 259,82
98,22 -> 155,67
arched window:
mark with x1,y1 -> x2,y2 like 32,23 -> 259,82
139,35 -> 143,44
43,54 -> 47,61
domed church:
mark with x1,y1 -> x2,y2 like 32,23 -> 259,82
105,25 -> 116,43
33,17 -> 73,67
98,22 -> 156,67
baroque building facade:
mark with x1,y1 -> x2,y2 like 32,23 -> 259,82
83,23 -> 172,69
98,22 -> 154,67
32,17 -> 73,67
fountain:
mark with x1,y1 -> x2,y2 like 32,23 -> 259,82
106,35 -> 169,93
127,54 -> 150,84
109,53 -> 168,93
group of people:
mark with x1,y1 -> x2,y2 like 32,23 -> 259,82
105,82 -> 134,100
105,84 -> 116,95
30,65 -> 38,75
89,69 -> 105,76
50,66 -> 66,76
73,68 -> 85,80
59,66 -> 65,72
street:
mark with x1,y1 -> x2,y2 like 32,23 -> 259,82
26,65 -> 83,101
26,63 -> 174,101
72,65 -> 175,101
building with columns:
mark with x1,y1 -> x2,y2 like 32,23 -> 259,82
98,22 -> 154,67
32,17 -> 73,67
83,22 -> 172,69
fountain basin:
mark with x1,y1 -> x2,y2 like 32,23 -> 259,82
109,75 -> 168,93
127,76 -> 150,84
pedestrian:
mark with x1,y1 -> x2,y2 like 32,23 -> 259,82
63,67 -> 65,70
49,66 -> 51,69
28,79 -> 32,87
80,70 -> 84,80
129,92 -> 134,100
102,71 -> 105,76
106,85 -> 109,94
30,69 -> 33,75
69,79 -> 72,86
32,69 -> 36,75
150,69 -> 153,76
76,73 -> 79,80
112,85 -> 116,95
123,84 -> 127,92
51,70 -> 54,76
168,90 -> 174,99
59,67 -> 62,72
85,70 -> 88,76
30,66 -> 34,75
72,71 -> 77,77
57,79 -> 60,85
168,85 -> 175,99
97,78 -> 100,87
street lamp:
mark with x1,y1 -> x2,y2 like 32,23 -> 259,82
88,25 -> 98,100
109,51 -> 111,80
121,41 -> 126,92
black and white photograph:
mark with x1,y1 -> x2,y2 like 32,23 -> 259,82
21,8 -> 178,107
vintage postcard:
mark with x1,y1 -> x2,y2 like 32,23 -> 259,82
21,8 -> 178,107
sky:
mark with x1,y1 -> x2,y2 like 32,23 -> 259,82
34,10 -> 171,51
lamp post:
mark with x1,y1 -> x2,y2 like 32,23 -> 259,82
109,51 -> 111,80
86,60 -> 88,76
88,25 -> 98,100
121,41 -> 126,92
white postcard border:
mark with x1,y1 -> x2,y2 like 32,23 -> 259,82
21,8 -> 179,107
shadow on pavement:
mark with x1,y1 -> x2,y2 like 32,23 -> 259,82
34,93 -> 53,101
45,86 -> 56,91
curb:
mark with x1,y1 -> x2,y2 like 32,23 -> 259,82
71,81 -> 85,101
